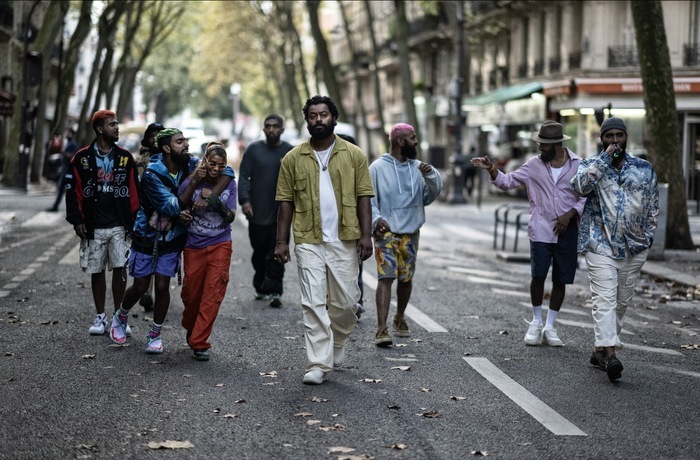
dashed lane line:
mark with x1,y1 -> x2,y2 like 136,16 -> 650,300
0,227 -> 65,254
652,366 -> 700,378
59,243 -> 80,265
464,357 -> 587,436
362,271 -> 448,333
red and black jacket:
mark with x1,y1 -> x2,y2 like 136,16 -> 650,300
65,140 -> 140,239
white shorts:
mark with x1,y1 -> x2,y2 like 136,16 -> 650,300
79,227 -> 130,274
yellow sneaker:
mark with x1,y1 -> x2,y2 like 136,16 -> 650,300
393,315 -> 410,338
374,328 -> 393,347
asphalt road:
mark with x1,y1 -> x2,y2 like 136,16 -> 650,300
1,189 -> 699,460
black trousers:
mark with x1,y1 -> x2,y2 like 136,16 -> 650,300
248,221 -> 285,295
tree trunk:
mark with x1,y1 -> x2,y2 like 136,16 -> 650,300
631,0 -> 693,249
52,0 -> 93,135
306,0 -> 345,116
393,0 -> 420,143
338,0 -> 370,151
363,0 -> 389,153
30,0 -> 66,184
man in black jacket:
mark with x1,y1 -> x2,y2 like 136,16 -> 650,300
65,110 -> 140,337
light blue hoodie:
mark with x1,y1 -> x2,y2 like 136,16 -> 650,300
369,154 -> 443,234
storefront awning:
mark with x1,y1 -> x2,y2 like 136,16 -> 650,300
463,81 -> 543,107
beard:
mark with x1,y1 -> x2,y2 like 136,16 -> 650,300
172,151 -> 191,167
539,144 -> 556,163
265,133 -> 280,146
307,122 -> 334,140
401,143 -> 418,159
602,140 -> 627,155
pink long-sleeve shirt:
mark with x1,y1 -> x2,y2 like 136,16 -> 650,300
491,148 -> 586,244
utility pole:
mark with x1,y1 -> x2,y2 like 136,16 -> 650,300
448,1 -> 466,204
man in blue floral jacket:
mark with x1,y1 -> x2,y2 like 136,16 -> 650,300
571,117 -> 659,382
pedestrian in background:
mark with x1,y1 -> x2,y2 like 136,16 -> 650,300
238,114 -> 293,307
471,120 -> 586,347
337,133 -> 366,319
571,117 -> 659,381
136,122 -> 165,312
370,123 -> 443,347
65,110 -> 139,337
48,127 -> 78,212
275,95 -> 374,385
110,129 -> 235,353
179,142 -> 237,361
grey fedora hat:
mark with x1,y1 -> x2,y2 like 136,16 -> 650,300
531,120 -> 571,144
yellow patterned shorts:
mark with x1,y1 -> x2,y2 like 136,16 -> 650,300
374,231 -> 419,282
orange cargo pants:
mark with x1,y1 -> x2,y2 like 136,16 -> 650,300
181,240 -> 232,350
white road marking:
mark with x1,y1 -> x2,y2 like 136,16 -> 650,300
11,275 -> 28,282
440,223 -> 492,242
624,343 -> 683,356
0,291 -> 9,298
445,266 -> 500,277
464,357 -> 587,436
491,288 -> 530,298
3,283 -> 19,289
362,271 -> 448,333
519,302 -> 591,317
21,211 -> 65,228
19,268 -> 35,276
0,228 -> 65,254
652,365 -> 700,378
465,275 -> 522,287
59,243 -> 80,265
556,318 -> 635,336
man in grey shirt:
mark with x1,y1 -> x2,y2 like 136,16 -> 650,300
238,114 -> 294,306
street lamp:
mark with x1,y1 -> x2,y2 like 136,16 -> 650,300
230,83 -> 241,139
448,1 -> 466,204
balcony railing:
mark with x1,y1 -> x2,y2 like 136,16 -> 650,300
608,45 -> 638,67
518,63 -> 527,78
684,43 -> 700,66
534,59 -> 544,75
549,56 -> 561,73
569,51 -> 581,70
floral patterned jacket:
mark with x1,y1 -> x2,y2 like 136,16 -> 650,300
571,151 -> 659,259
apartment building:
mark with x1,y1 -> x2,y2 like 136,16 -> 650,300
329,0 -> 700,200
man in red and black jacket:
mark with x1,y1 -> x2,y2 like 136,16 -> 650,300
65,109 -> 140,337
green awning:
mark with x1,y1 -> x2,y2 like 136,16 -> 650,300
463,81 -> 543,107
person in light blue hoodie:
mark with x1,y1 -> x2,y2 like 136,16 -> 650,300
370,123 -> 443,347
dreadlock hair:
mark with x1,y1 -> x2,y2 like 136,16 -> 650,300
155,128 -> 183,149
302,95 -> 339,121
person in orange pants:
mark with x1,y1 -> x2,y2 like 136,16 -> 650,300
178,143 -> 237,360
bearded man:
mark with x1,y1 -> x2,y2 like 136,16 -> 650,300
369,123 -> 443,347
274,95 -> 374,385
471,120 -> 586,347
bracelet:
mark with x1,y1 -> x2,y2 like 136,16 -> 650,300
275,241 -> 287,245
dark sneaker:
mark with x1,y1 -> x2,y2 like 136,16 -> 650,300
393,315 -> 410,337
605,354 -> 624,381
255,292 -> 268,301
590,349 -> 606,370
375,328 -> 393,347
193,349 -> 210,361
139,293 -> 154,312
269,293 -> 282,307
355,303 -> 365,320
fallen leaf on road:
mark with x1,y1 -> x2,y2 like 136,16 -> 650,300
516,442 -> 533,446
395,343 -> 407,347
420,410 -> 440,418
295,412 -> 313,417
5,352 -> 14,356
283,336 -> 298,339
466,336 -> 479,339
359,378 -> 382,383
108,343 -> 129,348
319,423 -> 345,431
311,396 -> 328,402
214,383 -> 225,387
451,396 -> 467,400
182,374 -> 193,378
213,409 -> 220,414
147,440 -> 194,449
262,382 -> 277,386
306,420 -> 322,425
681,344 -> 700,349
470,450 -> 489,456
391,366 -> 411,371
259,371 -> 278,378
76,444 -> 99,451
329,447 -> 355,454
388,443 -> 407,450
499,330 -> 508,335
222,413 -> 237,418
235,399 -> 246,404
387,405 -> 400,410
82,354 -> 96,359
411,339 -> 422,343
419,387 -> 431,392
338,455 -> 374,460
40,320 -> 58,325
149,361 -> 165,365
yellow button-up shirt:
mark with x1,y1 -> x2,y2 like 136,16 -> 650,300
275,135 -> 375,244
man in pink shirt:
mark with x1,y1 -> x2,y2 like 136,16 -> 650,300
471,120 -> 586,347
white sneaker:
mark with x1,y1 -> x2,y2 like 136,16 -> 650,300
333,345 -> 346,368
89,314 -> 107,335
109,314 -> 128,344
524,320 -> 543,345
303,368 -> 325,385
542,327 -> 564,347
125,323 -> 133,337
145,334 -> 164,354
